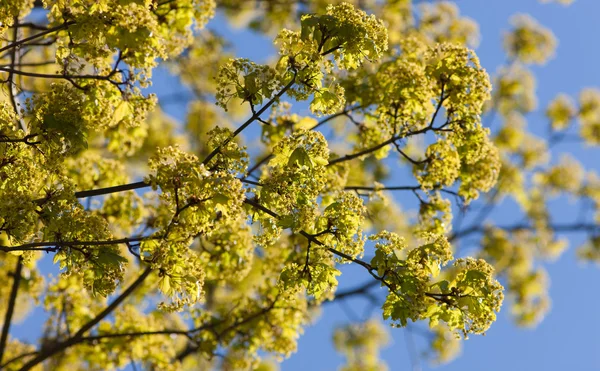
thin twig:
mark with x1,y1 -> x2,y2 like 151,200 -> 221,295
0,236 -> 155,253
0,22 -> 74,54
202,70 -> 297,166
0,257 -> 23,365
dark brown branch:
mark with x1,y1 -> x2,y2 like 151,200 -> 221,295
13,22 -> 51,31
202,70 -> 298,165
309,105 -> 364,131
0,134 -> 41,145
328,135 -> 398,166
250,103 -> 271,126
0,22 -> 74,54
321,44 -> 343,56
0,351 -> 38,369
45,70 -> 297,202
79,329 -> 191,343
345,184 -> 459,198
243,198 -> 470,311
326,280 -> 380,303
393,141 -> 429,166
345,185 -> 420,192
2,61 -> 58,68
73,180 -> 149,199
449,222 -> 599,242
70,104 -> 367,200
327,110 -> 454,167
0,67 -> 121,83
6,17 -> 21,130
428,82 -> 446,129
0,256 -> 23,365
243,198 -> 389,286
0,236 -> 155,254
243,198 -> 279,219
245,153 -> 273,180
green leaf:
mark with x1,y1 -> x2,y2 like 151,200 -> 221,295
159,275 -> 172,296
53,252 -> 65,265
244,73 -> 258,94
430,280 -> 450,294
300,15 -> 319,41
114,101 -> 132,123
465,270 -> 487,281
310,89 -> 340,115
324,202 -> 341,213
213,193 -> 230,205
426,260 -> 441,277
277,214 -> 296,229
287,147 -> 312,168
96,251 -> 128,266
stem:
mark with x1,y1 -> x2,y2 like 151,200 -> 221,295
0,257 -> 23,365
345,185 -> 420,192
449,222 -> 598,242
243,198 -> 384,282
244,153 -> 273,180
74,181 -> 150,199
0,67 -> 120,82
79,329 -> 190,342
324,280 -> 380,304
202,70 -> 297,166
0,236 -> 154,253
328,135 -> 398,166
7,17 -> 25,131
175,300 -> 278,362
309,104 -> 364,131
0,22 -> 74,54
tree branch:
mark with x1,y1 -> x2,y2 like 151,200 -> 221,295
202,70 -> 298,166
0,67 -> 122,83
244,153 -> 273,180
0,134 -> 41,145
0,22 -> 74,54
0,351 -> 38,370
0,236 -> 155,254
6,17 -> 25,131
73,181 -> 150,199
324,280 -> 381,304
79,329 -> 191,343
0,256 -> 23,365
309,104 -> 364,131
345,185 -> 420,191
449,222 -> 599,242
243,198 -> 477,311
392,141 -> 429,166
327,111 -> 454,167
328,135 -> 399,166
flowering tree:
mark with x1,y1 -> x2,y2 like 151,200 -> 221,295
0,0 -> 596,370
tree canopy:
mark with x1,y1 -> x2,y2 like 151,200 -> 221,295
0,0 -> 597,370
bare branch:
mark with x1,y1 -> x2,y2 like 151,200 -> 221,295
0,22 -> 74,54
0,257 -> 23,365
